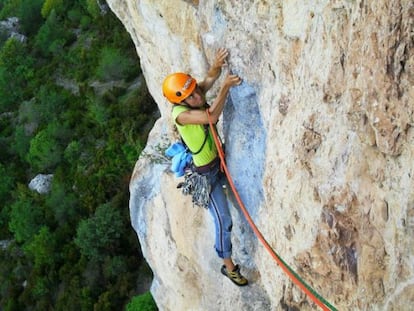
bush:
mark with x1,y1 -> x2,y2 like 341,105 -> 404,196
36,85 -> 70,124
0,27 -> 8,46
26,121 -> 70,171
45,176 -> 79,225
87,97 -> 110,127
0,163 -> 13,202
11,125 -> 32,162
8,185 -> 44,244
74,203 -> 124,262
85,0 -> 100,20
41,0 -> 64,18
102,255 -> 128,281
0,38 -> 34,112
0,0 -> 22,20
34,9 -> 75,57
18,0 -> 44,36
95,47 -> 137,82
23,226 -> 57,270
125,292 -> 157,311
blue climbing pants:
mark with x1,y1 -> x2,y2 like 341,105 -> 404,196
204,166 -> 233,259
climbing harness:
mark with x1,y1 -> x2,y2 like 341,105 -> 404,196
165,146 -> 211,207
166,104 -> 220,204
206,109 -> 337,311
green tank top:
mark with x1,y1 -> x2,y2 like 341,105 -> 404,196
172,105 -> 217,167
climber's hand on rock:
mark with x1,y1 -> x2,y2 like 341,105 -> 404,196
212,48 -> 229,69
223,73 -> 242,88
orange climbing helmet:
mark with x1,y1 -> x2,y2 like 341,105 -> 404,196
162,72 -> 197,104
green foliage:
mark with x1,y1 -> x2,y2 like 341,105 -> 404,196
0,38 -> 34,112
126,292 -> 158,311
0,0 -> 21,20
79,14 -> 92,30
102,255 -> 128,280
63,139 -> 82,165
8,185 -> 44,244
36,85 -> 70,123
24,226 -> 57,270
0,163 -> 14,234
17,99 -> 40,129
55,276 -> 93,311
17,0 -> 44,36
45,176 -> 79,225
0,26 -> 8,46
67,8 -> 82,25
87,96 -> 110,126
95,47 -> 138,82
41,0 -> 64,18
85,0 -> 100,20
0,243 -> 27,310
31,275 -> 51,299
3,299 -> 19,311
122,138 -> 144,167
0,162 -> 13,202
0,0 -> 158,309
75,203 -> 124,262
11,125 -> 32,162
35,9 -> 75,57
26,121 -> 70,171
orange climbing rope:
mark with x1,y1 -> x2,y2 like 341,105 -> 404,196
206,109 -> 336,311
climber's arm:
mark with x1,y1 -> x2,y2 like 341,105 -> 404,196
207,74 -> 241,122
176,73 -> 241,125
198,48 -> 229,93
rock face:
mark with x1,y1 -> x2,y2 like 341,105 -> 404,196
107,1 -> 413,310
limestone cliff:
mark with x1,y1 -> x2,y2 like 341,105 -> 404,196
106,1 -> 413,310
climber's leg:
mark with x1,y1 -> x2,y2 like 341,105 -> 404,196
208,177 -> 233,259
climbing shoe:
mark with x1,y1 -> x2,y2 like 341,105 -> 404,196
221,264 -> 248,286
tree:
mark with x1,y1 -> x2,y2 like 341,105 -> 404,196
0,163 -> 14,236
0,243 -> 27,311
95,47 -> 136,82
55,276 -> 93,311
0,162 -> 13,202
8,185 -> 44,244
125,292 -> 158,311
0,0 -> 22,20
18,0 -> 45,36
45,175 -> 79,225
36,85 -> 70,124
0,38 -> 34,112
102,255 -> 128,281
87,96 -> 110,127
85,0 -> 100,20
74,203 -> 124,262
23,226 -> 57,270
34,9 -> 75,57
26,121 -> 70,171
11,125 -> 32,163
41,0 -> 64,18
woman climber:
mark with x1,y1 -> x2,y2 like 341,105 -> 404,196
162,48 -> 248,286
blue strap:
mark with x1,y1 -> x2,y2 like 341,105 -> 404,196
165,142 -> 193,177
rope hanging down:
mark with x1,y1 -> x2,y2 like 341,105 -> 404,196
206,110 -> 337,311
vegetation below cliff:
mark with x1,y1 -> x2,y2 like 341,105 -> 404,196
0,0 -> 158,310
